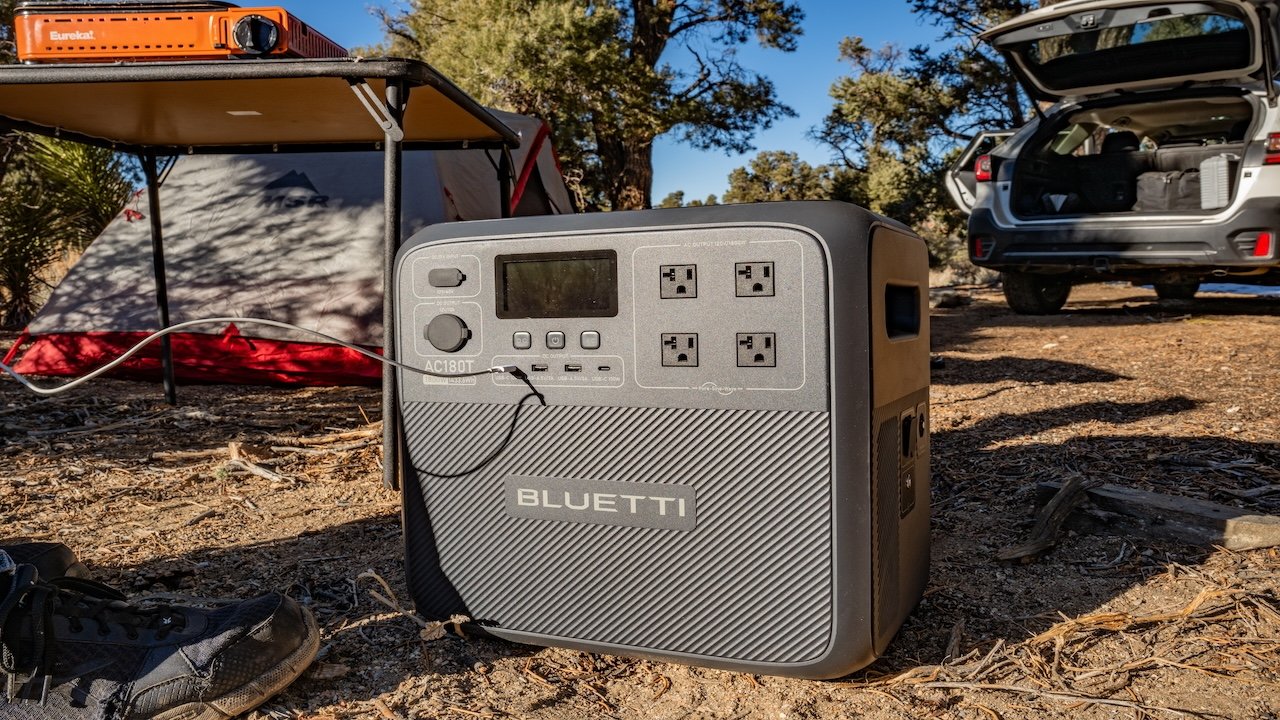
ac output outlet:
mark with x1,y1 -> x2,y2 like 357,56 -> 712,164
737,333 -> 776,367
660,265 -> 698,299
662,333 -> 699,367
735,262 -> 775,297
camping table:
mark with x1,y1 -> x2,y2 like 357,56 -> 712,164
0,57 -> 523,490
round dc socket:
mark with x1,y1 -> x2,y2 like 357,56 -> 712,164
426,314 -> 471,353
233,15 -> 281,54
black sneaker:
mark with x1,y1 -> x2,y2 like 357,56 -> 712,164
0,541 -> 91,582
0,552 -> 319,719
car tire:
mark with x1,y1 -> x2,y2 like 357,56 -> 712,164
1153,280 -> 1200,301
1001,272 -> 1071,315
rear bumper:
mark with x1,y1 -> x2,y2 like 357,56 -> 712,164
969,198 -> 1280,275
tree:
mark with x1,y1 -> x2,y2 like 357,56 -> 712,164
722,150 -> 831,204
812,1 -> 1034,260
0,0 -> 17,65
657,191 -> 686,208
656,190 -> 718,207
375,0 -> 803,210
0,0 -> 135,326
0,136 -> 134,327
0,173 -> 78,327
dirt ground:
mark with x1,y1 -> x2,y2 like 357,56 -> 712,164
3,282 -> 1279,720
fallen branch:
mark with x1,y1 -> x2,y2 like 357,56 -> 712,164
27,410 -> 169,438
909,681 -> 1205,718
150,447 -> 226,462
1038,481 -> 1280,551
264,427 -> 380,447
356,569 -> 470,641
999,475 -> 1101,561
227,442 -> 291,483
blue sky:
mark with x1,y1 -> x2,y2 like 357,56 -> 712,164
277,1 -> 937,203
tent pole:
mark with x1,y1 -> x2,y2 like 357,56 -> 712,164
382,79 -> 408,491
499,148 -> 513,218
140,153 -> 177,405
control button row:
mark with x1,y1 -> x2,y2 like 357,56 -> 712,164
513,331 -> 601,351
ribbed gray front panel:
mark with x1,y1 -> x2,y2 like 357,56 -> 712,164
873,416 -> 900,644
404,401 -> 834,664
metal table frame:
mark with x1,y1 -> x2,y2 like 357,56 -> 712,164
0,58 -> 522,490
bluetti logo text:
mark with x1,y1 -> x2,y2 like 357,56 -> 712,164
506,476 -> 696,531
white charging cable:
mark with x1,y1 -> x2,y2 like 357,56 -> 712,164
0,317 -> 516,397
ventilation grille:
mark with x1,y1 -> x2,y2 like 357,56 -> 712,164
403,401 -> 834,664
873,416 -> 900,645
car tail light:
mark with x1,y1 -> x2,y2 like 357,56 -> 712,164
970,235 -> 993,260
974,155 -> 994,182
1254,231 -> 1273,257
1232,231 -> 1274,258
1266,134 -> 1280,165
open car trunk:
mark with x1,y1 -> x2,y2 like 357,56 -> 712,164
981,0 -> 1278,102
1011,92 -> 1255,218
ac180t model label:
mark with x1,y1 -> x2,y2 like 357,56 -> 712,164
506,475 -> 697,531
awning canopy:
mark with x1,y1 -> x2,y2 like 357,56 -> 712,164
0,58 -> 521,153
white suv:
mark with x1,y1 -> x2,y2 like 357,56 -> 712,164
947,0 -> 1280,314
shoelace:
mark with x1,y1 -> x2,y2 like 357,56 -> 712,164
0,565 -> 187,705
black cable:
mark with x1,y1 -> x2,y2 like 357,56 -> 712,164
419,368 -> 546,479
509,367 -> 545,404
1,317 -> 510,396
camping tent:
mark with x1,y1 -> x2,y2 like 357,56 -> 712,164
3,110 -> 572,386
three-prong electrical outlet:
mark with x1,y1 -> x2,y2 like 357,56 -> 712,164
661,333 -> 699,367
660,265 -> 698,299
736,333 -> 776,367
735,262 -> 775,297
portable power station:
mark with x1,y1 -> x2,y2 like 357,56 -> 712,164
15,1 -> 346,63
394,202 -> 930,679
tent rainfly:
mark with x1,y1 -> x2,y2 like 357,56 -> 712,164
3,110 -> 572,385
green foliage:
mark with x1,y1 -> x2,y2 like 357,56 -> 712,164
811,0 -> 1034,263
657,191 -> 686,209
0,135 -> 134,327
0,152 -> 78,327
374,0 -> 803,210
23,135 -> 136,249
0,0 -> 17,65
722,150 -> 830,203
656,190 -> 718,208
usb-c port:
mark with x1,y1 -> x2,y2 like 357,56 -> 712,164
597,365 -> 612,372
531,364 -> 549,372
564,363 -> 582,372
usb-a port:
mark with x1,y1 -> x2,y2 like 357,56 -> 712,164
531,363 -> 549,372
564,363 -> 582,373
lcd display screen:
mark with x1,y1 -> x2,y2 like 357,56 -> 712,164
495,250 -> 619,318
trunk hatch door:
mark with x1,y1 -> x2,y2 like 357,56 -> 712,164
982,0 -> 1279,101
